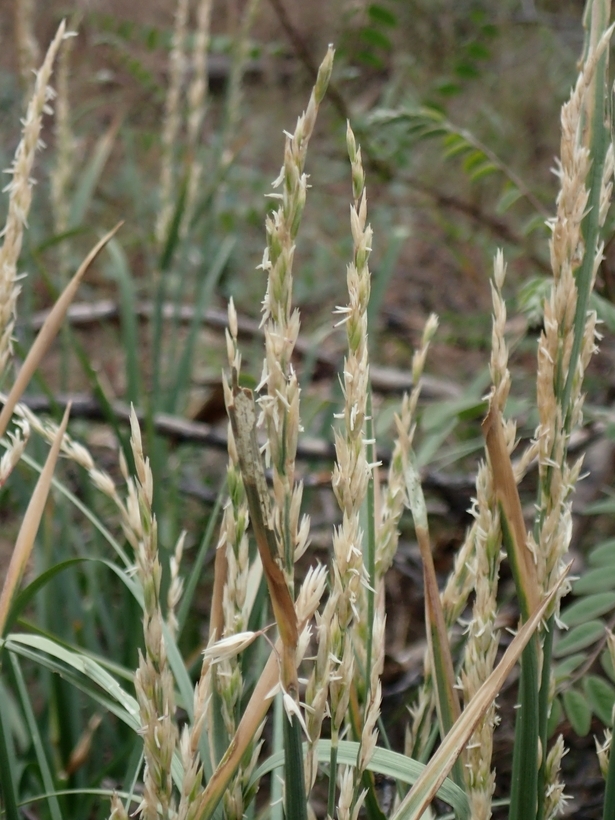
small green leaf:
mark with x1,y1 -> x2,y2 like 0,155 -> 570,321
368,4 -> 397,26
360,27 -> 392,51
547,695 -> 563,738
522,213 -> 547,236
584,675 -> 615,725
584,498 -> 615,515
461,149 -> 486,173
573,566 -> 615,595
454,61 -> 480,80
601,648 -> 615,683
554,620 -> 605,657
436,81 -> 462,97
466,42 -> 491,60
562,688 -> 591,736
554,653 -> 587,685
496,186 -> 522,214
560,592 -> 615,628
469,161 -> 498,182
588,539 -> 615,567
442,135 -> 472,161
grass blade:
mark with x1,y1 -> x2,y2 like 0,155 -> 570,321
10,653 -> 63,820
105,237 -> 142,403
68,118 -> 121,229
0,674 -> 20,820
253,740 -> 470,820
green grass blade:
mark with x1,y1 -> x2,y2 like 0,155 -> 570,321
177,487 -> 224,636
167,236 -> 235,414
9,653 -> 64,820
367,226 -> 407,328
5,558 -> 96,636
0,666 -> 20,820
283,713 -> 307,820
3,634 -> 141,729
68,119 -> 120,229
508,636 -> 540,820
270,693 -> 285,820
105,237 -> 142,403
18,450 -> 131,567
603,711 -> 615,820
253,740 -> 470,819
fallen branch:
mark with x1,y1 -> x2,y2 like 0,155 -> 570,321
22,299 -> 461,400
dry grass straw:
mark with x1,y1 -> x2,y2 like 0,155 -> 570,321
0,405 -> 69,635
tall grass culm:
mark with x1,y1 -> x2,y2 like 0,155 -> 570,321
0,2 -> 615,820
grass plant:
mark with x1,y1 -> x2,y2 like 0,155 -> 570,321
2,2 -> 615,820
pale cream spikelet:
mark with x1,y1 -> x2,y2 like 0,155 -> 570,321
460,463 -> 501,819
220,0 -> 262,171
330,125 -> 372,648
597,730 -> 612,780
304,593 -> 337,792
212,297 -> 260,819
337,766 -> 366,820
376,313 -> 438,576
175,669 -> 211,819
542,735 -> 570,820
14,0 -> 40,90
124,408 -> 178,820
358,610 -> 385,773
256,48 -> 333,593
167,531 -> 186,635
50,21 -> 79,262
156,0 -> 189,249
183,0 -> 213,233
108,793 -> 129,820
0,418 -> 29,487
0,21 -> 66,378
534,21 -> 613,603
11,399 -> 124,510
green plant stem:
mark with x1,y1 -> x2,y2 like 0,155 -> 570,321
536,619 -> 555,820
365,390 -> 376,689
283,713 -> 307,820
0,655 -> 19,820
603,714 -> 615,820
328,731 -> 338,818
508,635 -> 540,820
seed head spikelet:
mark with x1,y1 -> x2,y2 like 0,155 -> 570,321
460,251 -> 511,819
156,0 -> 189,250
124,408 -> 178,820
0,21 -> 66,378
